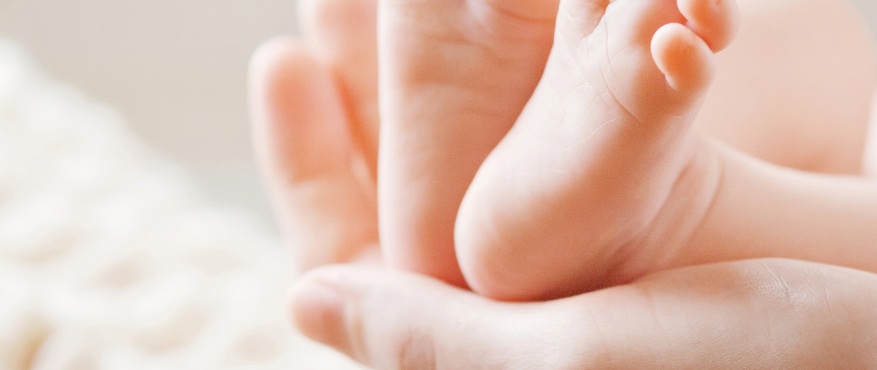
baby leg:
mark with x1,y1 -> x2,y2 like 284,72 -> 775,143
696,0 -> 877,174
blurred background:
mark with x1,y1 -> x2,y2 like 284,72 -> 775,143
0,0 -> 299,229
1,0 -> 877,227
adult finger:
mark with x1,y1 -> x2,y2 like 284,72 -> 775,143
249,38 -> 379,271
291,259 -> 877,369
299,0 -> 380,176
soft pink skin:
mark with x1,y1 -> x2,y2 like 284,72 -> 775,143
256,0 -> 877,300
376,0 -> 559,287
453,0 -> 877,301
453,0 -> 739,300
375,0 -> 877,299
248,32 -> 877,370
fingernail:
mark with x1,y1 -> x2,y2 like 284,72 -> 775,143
289,280 -> 351,353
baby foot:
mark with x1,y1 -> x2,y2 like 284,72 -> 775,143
455,0 -> 740,300
377,0 -> 560,286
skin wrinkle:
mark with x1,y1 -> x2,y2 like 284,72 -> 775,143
863,323 -> 877,367
533,77 -> 603,149
504,334 -> 553,370
397,44 -> 485,88
466,0 -> 557,38
761,263 -> 800,314
660,141 -> 722,269
407,3 -> 550,91
599,7 -> 628,114
576,18 -> 648,129
533,345 -> 579,370
473,0 -> 557,24
398,328 -> 437,370
519,83 -> 562,146
518,312 -> 578,369
816,280 -> 833,323
580,301 -> 611,369
414,83 -> 501,124
664,140 -> 722,261
562,1 -> 608,39
629,285 -> 664,340
567,113 -> 613,157
555,308 -> 596,363
808,268 -> 865,338
557,90 -> 604,155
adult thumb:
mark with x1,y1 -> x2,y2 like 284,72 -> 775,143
289,265 -> 587,370
290,260 -> 877,370
249,38 -> 379,271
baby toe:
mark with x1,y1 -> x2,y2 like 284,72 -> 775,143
677,0 -> 740,52
652,22 -> 717,105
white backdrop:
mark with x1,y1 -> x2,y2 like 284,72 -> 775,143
0,0 -> 299,225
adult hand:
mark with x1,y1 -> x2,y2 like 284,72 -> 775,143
248,24 -> 877,370
250,0 -> 381,273
289,261 -> 877,370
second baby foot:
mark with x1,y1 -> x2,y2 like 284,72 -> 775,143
378,0 -> 561,286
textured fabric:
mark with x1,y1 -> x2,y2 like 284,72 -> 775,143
0,38 -> 362,370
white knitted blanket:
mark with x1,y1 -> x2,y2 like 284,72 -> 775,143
0,38 -> 363,370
